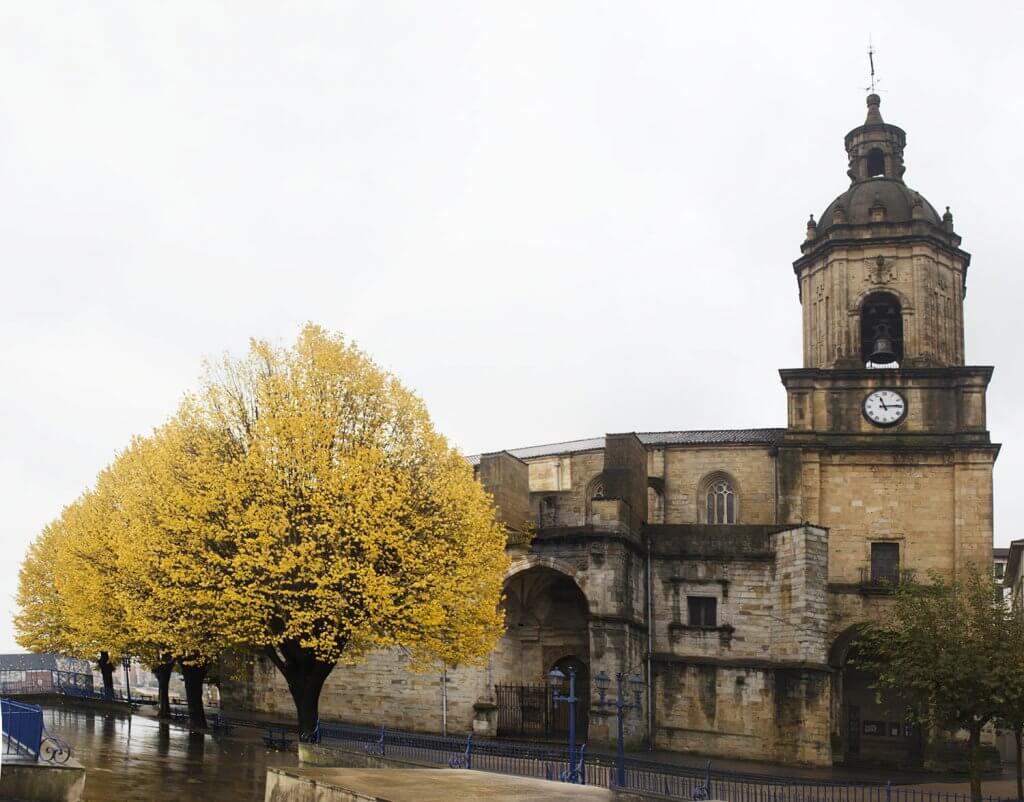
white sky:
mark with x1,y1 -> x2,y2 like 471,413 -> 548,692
2,2 -> 1023,654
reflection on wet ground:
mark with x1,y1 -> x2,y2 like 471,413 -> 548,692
42,706 -> 296,801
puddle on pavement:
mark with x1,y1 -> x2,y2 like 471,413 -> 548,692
41,706 -> 297,801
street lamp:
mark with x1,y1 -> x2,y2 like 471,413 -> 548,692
594,670 -> 644,787
121,656 -> 132,705
547,666 -> 582,784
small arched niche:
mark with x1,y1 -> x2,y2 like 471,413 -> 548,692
860,291 -> 903,367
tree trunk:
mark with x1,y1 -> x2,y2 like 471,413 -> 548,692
1015,724 -> 1023,802
181,663 -> 208,730
97,651 -> 115,700
968,725 -> 983,802
265,641 -> 336,742
153,660 -> 174,720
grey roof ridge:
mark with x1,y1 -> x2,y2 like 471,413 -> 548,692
466,427 -> 787,464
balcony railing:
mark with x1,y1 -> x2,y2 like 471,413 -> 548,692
858,567 -> 915,593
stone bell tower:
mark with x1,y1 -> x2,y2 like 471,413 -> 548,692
797,93 -> 967,370
779,94 -> 997,586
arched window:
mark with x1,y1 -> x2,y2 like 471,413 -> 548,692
860,291 -> 903,367
700,472 -> 738,524
585,475 -> 605,523
867,148 -> 885,178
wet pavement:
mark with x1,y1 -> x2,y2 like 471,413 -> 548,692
41,706 -> 297,801
36,703 -> 1019,801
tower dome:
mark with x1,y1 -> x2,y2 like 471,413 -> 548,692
806,95 -> 954,242
793,94 -> 970,370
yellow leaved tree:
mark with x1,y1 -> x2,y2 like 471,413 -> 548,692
17,486 -> 145,700
118,324 -> 509,737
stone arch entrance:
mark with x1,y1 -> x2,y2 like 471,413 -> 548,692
493,566 -> 590,739
830,626 -> 922,767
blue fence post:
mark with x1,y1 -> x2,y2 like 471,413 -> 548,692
886,780 -> 892,802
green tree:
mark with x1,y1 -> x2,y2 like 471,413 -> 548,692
858,566 -> 1005,802
993,586 -> 1024,801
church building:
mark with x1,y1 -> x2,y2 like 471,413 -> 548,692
222,94 -> 998,768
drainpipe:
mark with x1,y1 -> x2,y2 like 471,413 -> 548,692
441,665 -> 448,736
646,534 -> 654,749
770,446 -> 780,524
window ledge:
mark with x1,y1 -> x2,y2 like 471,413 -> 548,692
669,623 -> 735,635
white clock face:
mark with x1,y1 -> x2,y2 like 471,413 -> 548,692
863,389 -> 907,427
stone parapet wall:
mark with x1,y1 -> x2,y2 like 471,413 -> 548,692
222,649 -> 490,735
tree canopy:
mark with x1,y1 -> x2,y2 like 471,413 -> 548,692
858,566 -> 1015,801
16,324 -> 510,737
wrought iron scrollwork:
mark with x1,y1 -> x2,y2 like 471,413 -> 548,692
447,733 -> 473,769
691,760 -> 712,801
39,734 -> 72,764
365,726 -> 385,756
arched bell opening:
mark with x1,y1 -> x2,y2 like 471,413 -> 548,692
866,148 -> 886,178
860,291 -> 904,368
493,566 -> 590,739
830,627 -> 922,768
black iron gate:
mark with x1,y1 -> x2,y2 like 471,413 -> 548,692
494,682 -> 589,738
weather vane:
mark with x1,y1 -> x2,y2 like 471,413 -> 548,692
866,36 -> 879,93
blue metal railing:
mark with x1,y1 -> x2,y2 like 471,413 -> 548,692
1,698 -> 44,758
1,698 -> 71,763
152,711 -> 1023,802
0,669 -> 136,704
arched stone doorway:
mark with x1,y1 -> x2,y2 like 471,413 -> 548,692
830,627 -> 922,767
493,566 -> 590,739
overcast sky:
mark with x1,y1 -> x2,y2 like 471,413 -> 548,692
2,1 -> 1023,654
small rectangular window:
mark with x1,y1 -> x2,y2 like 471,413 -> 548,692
870,542 -> 900,585
687,596 -> 717,628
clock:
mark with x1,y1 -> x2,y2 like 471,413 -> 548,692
862,389 -> 907,427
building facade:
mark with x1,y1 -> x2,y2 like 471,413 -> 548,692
221,95 -> 998,768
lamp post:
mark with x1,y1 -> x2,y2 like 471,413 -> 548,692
121,656 -> 132,705
594,670 -> 644,787
547,666 -> 581,784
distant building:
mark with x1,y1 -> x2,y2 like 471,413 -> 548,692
0,652 -> 92,694
1003,541 -> 1024,607
995,547 -> 1010,604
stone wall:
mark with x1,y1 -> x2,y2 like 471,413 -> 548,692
653,663 -> 831,766
478,451 -> 530,532
647,525 -> 832,765
222,650 -> 490,735
656,447 -> 777,525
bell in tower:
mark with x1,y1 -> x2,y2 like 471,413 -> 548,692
793,94 -> 969,370
860,291 -> 903,367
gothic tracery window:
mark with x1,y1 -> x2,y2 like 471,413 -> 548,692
702,474 -> 737,524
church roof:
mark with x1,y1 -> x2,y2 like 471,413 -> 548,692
467,428 -> 785,465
